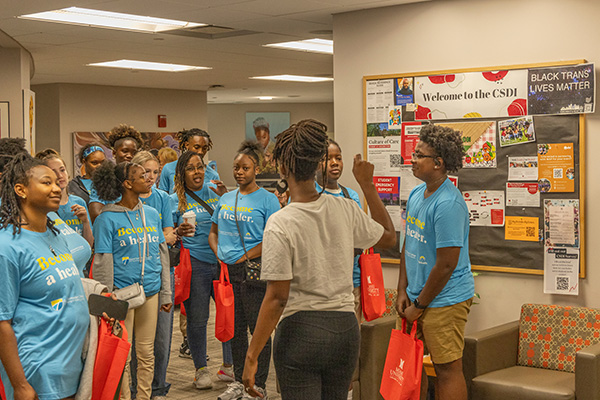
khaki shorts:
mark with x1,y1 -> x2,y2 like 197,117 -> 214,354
398,298 -> 472,365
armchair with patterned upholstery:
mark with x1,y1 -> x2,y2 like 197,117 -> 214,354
463,303 -> 600,400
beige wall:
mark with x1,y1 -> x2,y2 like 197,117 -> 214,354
333,0 -> 600,333
207,102 -> 334,186
33,83 -> 207,175
0,47 -> 31,140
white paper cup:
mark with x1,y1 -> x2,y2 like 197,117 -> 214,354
182,211 -> 196,237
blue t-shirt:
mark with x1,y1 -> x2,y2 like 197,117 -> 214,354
316,182 -> 363,287
140,187 -> 174,230
0,227 -> 89,400
57,195 -> 91,236
49,212 -> 93,273
170,184 -> 220,264
404,179 -> 474,308
159,159 -> 220,194
93,205 -> 165,296
211,188 -> 280,264
81,177 -> 93,193
88,185 -> 120,205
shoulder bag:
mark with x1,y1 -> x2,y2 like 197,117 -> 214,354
234,190 -> 263,285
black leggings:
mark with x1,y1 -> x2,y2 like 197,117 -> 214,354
274,311 -> 359,400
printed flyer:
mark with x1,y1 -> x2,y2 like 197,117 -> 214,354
537,143 -> 575,193
544,199 -> 579,248
508,156 -> 538,181
438,121 -> 497,168
544,247 -> 579,295
401,122 -> 422,165
462,190 -> 505,226
374,176 -> 402,232
366,136 -> 402,175
498,115 -> 535,147
388,105 -> 403,129
366,79 -> 394,123
394,77 -> 414,106
506,182 -> 540,207
505,216 -> 539,242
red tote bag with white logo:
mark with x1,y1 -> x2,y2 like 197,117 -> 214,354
380,319 -> 424,400
359,248 -> 386,321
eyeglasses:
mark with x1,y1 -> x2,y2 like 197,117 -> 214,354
185,164 -> 204,173
412,152 -> 436,159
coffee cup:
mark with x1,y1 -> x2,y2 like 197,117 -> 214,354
182,211 -> 196,237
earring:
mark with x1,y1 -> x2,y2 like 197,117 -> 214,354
20,195 -> 26,199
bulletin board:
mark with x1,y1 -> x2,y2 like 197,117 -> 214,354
362,60 -> 591,277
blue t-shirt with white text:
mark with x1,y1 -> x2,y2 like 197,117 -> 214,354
404,179 -> 474,307
0,227 -> 89,400
159,159 -> 220,194
57,194 -> 90,236
170,184 -> 220,264
93,205 -> 165,296
211,188 -> 280,264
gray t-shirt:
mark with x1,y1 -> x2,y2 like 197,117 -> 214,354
261,194 -> 384,320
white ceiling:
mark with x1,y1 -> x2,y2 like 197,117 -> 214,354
0,0 -> 428,104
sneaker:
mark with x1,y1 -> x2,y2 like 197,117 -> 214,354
193,367 -> 213,390
242,385 -> 268,400
217,364 -> 235,382
347,389 -> 353,400
218,381 -> 244,400
152,397 -> 167,400
179,337 -> 192,359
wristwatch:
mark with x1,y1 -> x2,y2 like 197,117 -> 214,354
413,297 -> 428,310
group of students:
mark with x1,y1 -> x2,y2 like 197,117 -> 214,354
0,118 -> 401,400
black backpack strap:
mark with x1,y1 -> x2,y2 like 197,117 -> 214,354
184,188 -> 214,216
339,184 -> 350,199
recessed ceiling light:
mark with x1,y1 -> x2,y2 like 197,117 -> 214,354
251,75 -> 333,83
18,7 -> 205,33
264,38 -> 333,54
258,96 -> 274,100
88,59 -> 211,72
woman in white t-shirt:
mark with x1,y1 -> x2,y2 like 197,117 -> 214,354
242,119 -> 396,400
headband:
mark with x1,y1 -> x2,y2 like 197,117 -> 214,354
82,146 -> 104,160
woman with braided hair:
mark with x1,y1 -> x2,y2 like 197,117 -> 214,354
159,128 -> 223,194
208,141 -> 280,400
89,124 -> 144,222
68,142 -> 106,204
242,119 -> 396,400
0,153 -> 90,400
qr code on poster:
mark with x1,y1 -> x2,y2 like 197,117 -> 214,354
556,276 -> 569,291
390,154 -> 403,168
553,168 -> 563,179
525,226 -> 536,238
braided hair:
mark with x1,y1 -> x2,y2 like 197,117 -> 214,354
273,119 -> 329,182
177,128 -> 213,152
173,151 -> 205,213
107,124 -> 144,150
0,153 -> 58,235
0,138 -> 28,175
92,161 -> 139,202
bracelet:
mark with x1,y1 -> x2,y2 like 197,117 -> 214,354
413,297 -> 428,310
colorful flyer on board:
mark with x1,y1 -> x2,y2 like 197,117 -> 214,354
544,199 -> 579,248
462,190 -> 505,226
395,77 -> 414,106
374,176 -> 402,231
544,247 -> 579,295
537,143 -> 574,192
401,122 -> 422,165
438,121 -> 497,168
366,135 -> 402,175
498,116 -> 536,147
388,105 -> 403,129
366,79 -> 394,123
506,182 -> 540,207
508,156 -> 538,181
505,216 -> 539,241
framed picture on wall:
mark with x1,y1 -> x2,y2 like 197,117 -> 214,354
245,111 -> 290,188
0,102 -> 9,139
23,90 -> 35,154
72,131 -> 179,176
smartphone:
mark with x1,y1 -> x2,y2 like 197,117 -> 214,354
88,294 -> 129,321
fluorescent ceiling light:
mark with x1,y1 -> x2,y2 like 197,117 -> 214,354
251,75 -> 333,83
264,38 -> 333,55
258,96 -> 274,100
88,59 -> 211,72
18,7 -> 205,33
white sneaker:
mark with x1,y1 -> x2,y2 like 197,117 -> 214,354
347,389 -> 353,400
193,367 -> 213,390
218,381 -> 245,400
217,364 -> 235,382
242,385 -> 268,399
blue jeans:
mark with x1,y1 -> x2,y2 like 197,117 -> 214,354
274,311 -> 359,400
131,270 -> 175,398
183,257 -> 233,369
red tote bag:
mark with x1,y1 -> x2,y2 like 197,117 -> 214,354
213,262 -> 235,342
92,319 -> 131,400
380,319 -> 424,400
359,248 -> 386,321
174,245 -> 192,305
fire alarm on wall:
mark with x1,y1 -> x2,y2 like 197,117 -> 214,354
158,115 -> 167,128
